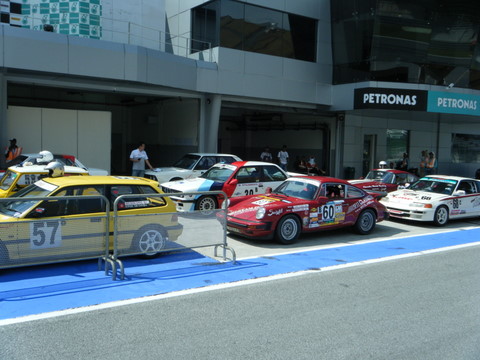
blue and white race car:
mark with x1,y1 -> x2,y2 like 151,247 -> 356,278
380,175 -> 480,226
160,161 -> 291,212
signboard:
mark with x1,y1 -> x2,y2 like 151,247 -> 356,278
427,91 -> 480,116
354,87 -> 480,116
354,88 -> 428,111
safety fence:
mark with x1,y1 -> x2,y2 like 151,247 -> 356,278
0,191 -> 234,280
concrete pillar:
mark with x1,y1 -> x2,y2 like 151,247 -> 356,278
199,93 -> 221,153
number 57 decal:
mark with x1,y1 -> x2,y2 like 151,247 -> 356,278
30,221 -> 62,249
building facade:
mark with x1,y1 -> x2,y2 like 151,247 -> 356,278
0,0 -> 479,178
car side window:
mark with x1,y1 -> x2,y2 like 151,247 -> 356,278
195,157 -> 216,170
457,181 -> 475,194
217,156 -> 236,164
263,166 -> 287,181
395,174 -> 408,185
235,167 -> 260,183
112,185 -> 166,209
326,184 -> 345,199
346,185 -> 364,198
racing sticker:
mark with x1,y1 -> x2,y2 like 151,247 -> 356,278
309,202 -> 345,228
252,198 -> 277,206
30,220 -> 62,249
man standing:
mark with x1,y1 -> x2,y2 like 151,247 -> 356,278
5,138 -> 22,162
130,142 -> 153,177
277,145 -> 289,171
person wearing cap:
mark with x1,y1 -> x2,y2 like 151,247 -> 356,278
5,138 -> 22,162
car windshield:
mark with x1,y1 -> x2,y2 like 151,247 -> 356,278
408,178 -> 457,195
0,181 -> 57,217
0,170 -> 17,190
200,166 -> 234,182
365,170 -> 394,183
172,154 -> 201,170
273,180 -> 319,200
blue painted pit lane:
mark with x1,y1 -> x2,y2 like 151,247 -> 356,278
1,227 -> 480,322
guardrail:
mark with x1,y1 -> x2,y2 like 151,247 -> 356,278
0,191 -> 235,281
21,14 -> 215,62
111,191 -> 235,280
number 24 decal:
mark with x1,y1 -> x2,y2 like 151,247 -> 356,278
30,221 -> 62,249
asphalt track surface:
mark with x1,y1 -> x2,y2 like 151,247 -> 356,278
1,223 -> 480,325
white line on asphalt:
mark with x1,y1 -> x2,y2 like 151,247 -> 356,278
1,240 -> 479,327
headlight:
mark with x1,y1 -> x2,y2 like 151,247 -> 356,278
256,207 -> 266,220
410,202 -> 432,208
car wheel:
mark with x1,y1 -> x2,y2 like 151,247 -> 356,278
195,196 -> 218,215
134,225 -> 167,258
275,215 -> 301,244
433,205 -> 449,226
354,209 -> 376,235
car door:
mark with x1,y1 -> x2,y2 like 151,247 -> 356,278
17,185 -> 108,262
316,183 -> 349,228
452,180 -> 480,218
232,165 -> 263,196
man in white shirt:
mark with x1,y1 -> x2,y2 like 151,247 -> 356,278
277,145 -> 289,171
130,142 -> 153,177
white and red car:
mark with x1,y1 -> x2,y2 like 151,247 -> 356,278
160,161 -> 291,212
380,175 -> 480,226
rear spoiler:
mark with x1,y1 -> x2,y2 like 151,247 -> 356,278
365,190 -> 388,200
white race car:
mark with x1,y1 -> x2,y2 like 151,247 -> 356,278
380,175 -> 480,226
144,153 -> 241,183
160,161 -> 290,212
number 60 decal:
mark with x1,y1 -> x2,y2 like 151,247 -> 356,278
30,221 -> 62,249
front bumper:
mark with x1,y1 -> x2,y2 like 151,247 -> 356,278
385,205 -> 434,222
226,218 -> 273,239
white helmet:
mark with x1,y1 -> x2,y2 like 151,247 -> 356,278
45,161 -> 64,178
379,161 -> 388,169
37,150 -> 54,164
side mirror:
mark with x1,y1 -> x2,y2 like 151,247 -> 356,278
229,178 -> 238,186
266,187 -> 272,194
453,190 -> 466,196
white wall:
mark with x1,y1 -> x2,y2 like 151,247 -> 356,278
7,106 -> 111,173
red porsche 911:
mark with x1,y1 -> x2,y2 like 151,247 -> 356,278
225,176 -> 388,244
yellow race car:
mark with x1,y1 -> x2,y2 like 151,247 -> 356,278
0,170 -> 182,268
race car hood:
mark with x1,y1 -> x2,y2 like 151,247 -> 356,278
384,189 -> 449,203
161,177 -> 224,192
228,193 -> 304,220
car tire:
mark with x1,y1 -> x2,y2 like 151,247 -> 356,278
133,225 -> 167,258
433,205 -> 449,226
275,215 -> 301,244
354,209 -> 376,235
195,196 -> 218,215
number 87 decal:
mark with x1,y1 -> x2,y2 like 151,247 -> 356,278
30,221 -> 62,249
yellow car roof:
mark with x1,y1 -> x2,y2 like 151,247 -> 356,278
41,175 -> 159,187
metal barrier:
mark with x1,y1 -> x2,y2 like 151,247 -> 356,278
112,191 -> 236,280
0,195 -> 110,271
0,191 -> 235,281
